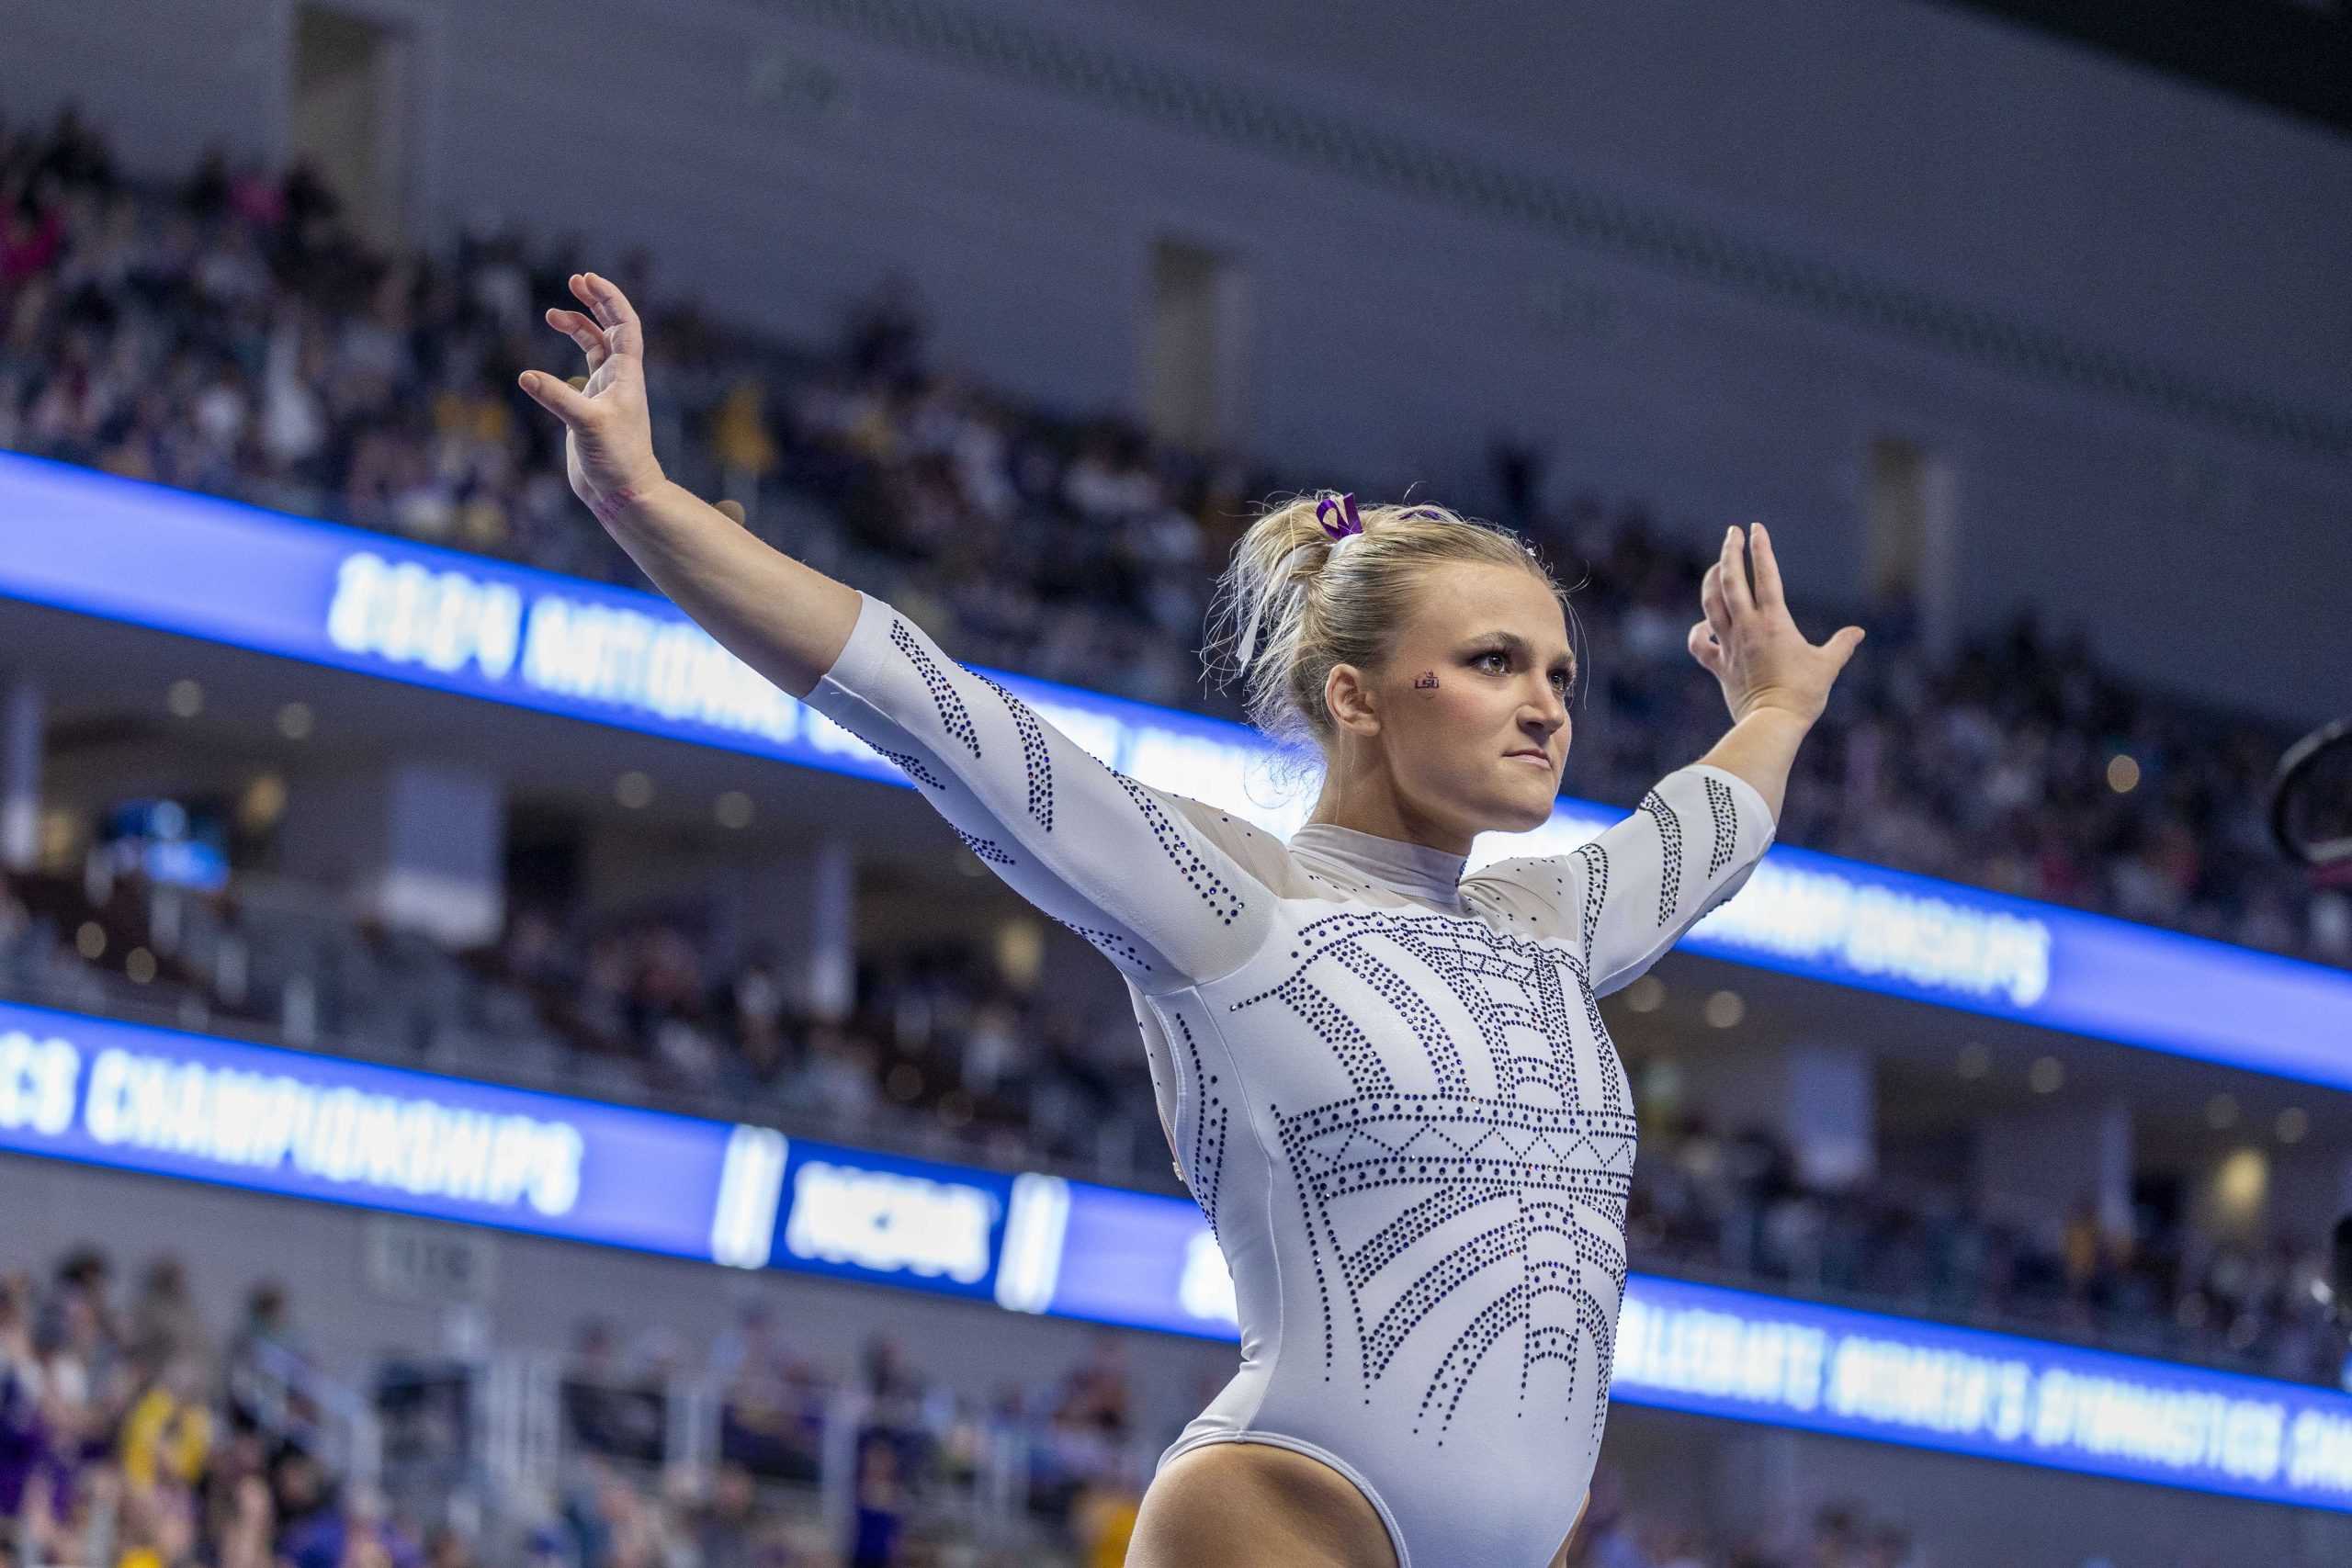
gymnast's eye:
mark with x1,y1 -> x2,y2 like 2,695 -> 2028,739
1475,649 -> 1571,692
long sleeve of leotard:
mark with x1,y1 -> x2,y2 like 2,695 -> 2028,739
797,590 -> 1275,995
1563,762 -> 1776,997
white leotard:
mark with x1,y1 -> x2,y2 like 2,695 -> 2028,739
804,591 -> 1776,1568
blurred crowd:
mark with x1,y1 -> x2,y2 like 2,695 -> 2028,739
2,854 -> 2339,1400
0,1234 -> 2266,1568
0,1246 -> 435,1568
1625,1116 -> 2346,1389
550,1304 -> 1153,1568
493,906 -> 1155,1182
1,103 -> 2346,976
0,96 -> 2346,1566
0,1242 -> 1161,1568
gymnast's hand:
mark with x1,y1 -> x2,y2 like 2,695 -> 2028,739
1689,522 -> 1866,728
517,271 -> 668,522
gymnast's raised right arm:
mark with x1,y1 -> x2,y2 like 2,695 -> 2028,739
519,270 -> 1272,994
519,271 -> 862,700
583,469 -> 862,703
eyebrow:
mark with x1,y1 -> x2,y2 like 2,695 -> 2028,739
1468,630 -> 1576,674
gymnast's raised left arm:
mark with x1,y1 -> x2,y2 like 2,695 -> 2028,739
1686,521 -> 1866,823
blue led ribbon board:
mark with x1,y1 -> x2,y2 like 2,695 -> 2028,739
5,995 -> 2348,1510
0,998 -> 782,1265
3,452 -> 2345,1086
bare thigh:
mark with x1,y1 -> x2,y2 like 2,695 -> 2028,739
1545,1492 -> 1589,1568
1128,1443 -> 1590,1568
1127,1442 -> 1400,1568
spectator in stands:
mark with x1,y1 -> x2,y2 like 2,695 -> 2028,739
860,1331 -> 919,1406
215,1471 -> 277,1568
423,1519 -> 483,1568
791,1021 -> 881,1124
119,1351 -> 213,1504
722,948 -> 797,1093
267,1440 -> 334,1552
560,1459 -> 674,1568
1807,1500 -> 1865,1568
1070,1467 -> 1141,1568
128,1253 -> 210,1376
560,1316 -> 665,1466
122,1472 -> 208,1568
285,1479 -> 424,1568
0,1271 -> 46,1529
842,1433 -> 902,1565
712,1303 -> 827,1486
229,1279 -> 309,1377
675,1461 -> 762,1568
1052,1331 -> 1133,1448
41,1248 -> 130,1447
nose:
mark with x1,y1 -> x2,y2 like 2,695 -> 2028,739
1521,693 -> 1567,750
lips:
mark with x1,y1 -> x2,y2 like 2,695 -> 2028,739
1506,750 -> 1550,764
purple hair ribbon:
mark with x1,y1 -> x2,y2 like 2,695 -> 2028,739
1236,491 -> 1365,676
1316,491 -> 1364,540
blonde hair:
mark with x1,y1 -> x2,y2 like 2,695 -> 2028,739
1204,491 -> 1576,791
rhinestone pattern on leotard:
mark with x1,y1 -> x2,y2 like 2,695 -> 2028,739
1175,1012 -> 1227,1242
1570,841 -> 1607,957
878,615 -> 1247,933
953,829 -> 1014,866
967,668 -> 1055,829
1233,907 -> 1634,1450
1636,788 -> 1682,927
1054,917 -> 1151,974
1703,774 -> 1738,877
827,713 -> 948,792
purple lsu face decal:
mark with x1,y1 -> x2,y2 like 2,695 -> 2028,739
1413,671 -> 1440,690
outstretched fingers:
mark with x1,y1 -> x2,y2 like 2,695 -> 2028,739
1721,525 -> 1756,621
546,306 -> 608,373
526,270 -> 646,419
1747,522 -> 1786,613
1700,560 -> 1733,651
575,271 -> 645,360
517,366 -> 593,426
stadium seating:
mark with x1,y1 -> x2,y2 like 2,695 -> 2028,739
2,96 -> 2343,1568
1,107 -> 2343,975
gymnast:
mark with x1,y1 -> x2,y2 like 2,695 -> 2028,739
520,271 -> 1863,1568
